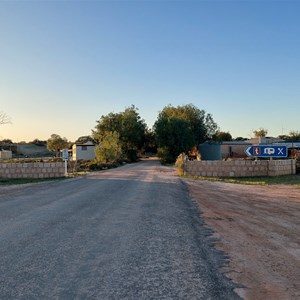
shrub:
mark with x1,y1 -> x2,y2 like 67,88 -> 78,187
175,153 -> 187,176
157,147 -> 174,164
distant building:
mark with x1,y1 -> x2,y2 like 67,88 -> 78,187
221,138 -> 300,159
221,141 -> 251,159
0,150 -> 13,160
72,141 -> 96,161
248,137 -> 285,145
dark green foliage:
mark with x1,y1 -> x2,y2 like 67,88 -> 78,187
73,160 -> 119,172
30,139 -> 47,146
253,128 -> 268,137
154,104 -> 218,163
47,134 -> 68,157
124,149 -> 137,163
143,129 -> 157,154
94,131 -> 122,163
213,131 -> 232,142
157,147 -> 174,165
0,139 -> 13,145
93,106 -> 146,162
0,139 -> 17,154
288,131 -> 300,141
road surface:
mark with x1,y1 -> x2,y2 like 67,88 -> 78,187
0,159 -> 240,299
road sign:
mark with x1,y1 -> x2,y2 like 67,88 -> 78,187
62,148 -> 69,160
245,145 -> 288,158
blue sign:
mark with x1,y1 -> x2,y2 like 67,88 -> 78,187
245,145 -> 288,158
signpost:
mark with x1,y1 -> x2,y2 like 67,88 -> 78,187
62,148 -> 69,175
245,145 -> 288,158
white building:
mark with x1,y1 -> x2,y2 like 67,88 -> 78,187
72,141 -> 96,161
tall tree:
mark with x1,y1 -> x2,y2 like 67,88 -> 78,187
93,106 -> 146,162
253,128 -> 268,137
289,131 -> 300,141
213,131 -> 232,141
0,139 -> 13,145
47,134 -> 68,157
278,131 -> 300,141
277,135 -> 290,141
154,104 -> 218,163
143,129 -> 157,154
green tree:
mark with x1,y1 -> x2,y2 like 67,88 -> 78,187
277,135 -> 290,141
93,106 -> 146,162
47,134 -> 68,157
253,128 -> 268,137
30,139 -> 47,146
154,104 -> 218,163
289,131 -> 300,141
143,129 -> 157,154
95,131 -> 122,163
0,139 -> 13,145
213,131 -> 232,141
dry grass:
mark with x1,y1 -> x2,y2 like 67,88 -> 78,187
185,174 -> 300,187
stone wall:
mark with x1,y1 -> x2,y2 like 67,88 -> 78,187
184,159 -> 296,177
0,162 -> 65,179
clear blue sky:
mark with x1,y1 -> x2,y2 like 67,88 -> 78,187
1,0 -> 299,142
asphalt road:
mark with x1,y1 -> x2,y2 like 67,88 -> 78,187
0,159 -> 240,299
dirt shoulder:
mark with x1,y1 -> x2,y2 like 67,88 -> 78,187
185,179 -> 300,300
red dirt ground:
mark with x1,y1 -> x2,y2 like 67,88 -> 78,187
186,179 -> 300,300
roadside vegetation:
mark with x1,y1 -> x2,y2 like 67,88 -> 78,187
154,104 -> 218,164
93,105 -> 147,163
184,174 -> 300,187
2,104 -> 300,180
68,160 -> 122,173
3,105 -> 300,165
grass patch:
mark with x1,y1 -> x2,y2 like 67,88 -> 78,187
185,174 -> 300,187
0,177 -> 66,186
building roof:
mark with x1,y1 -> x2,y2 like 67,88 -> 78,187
222,141 -> 251,145
74,141 -> 95,146
273,142 -> 300,148
248,137 -> 285,145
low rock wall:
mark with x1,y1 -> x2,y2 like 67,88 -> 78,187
184,159 -> 296,177
0,162 -> 65,179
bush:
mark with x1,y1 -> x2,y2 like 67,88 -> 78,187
124,149 -> 138,162
175,153 -> 186,176
94,131 -> 122,164
157,147 -> 175,164
71,160 -> 120,172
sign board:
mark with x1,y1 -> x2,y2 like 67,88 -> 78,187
245,145 -> 288,158
62,148 -> 69,160
62,148 -> 69,176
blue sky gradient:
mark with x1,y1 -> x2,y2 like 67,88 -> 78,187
1,1 -> 299,142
